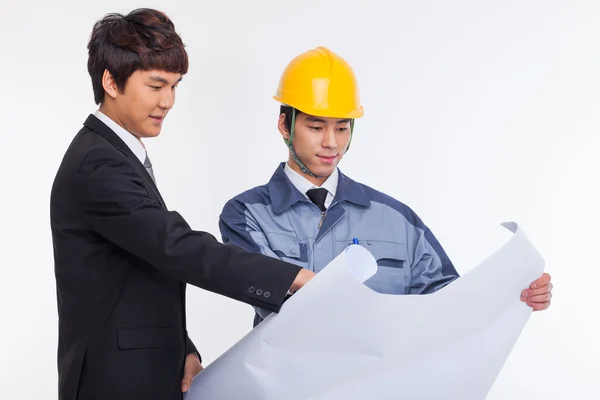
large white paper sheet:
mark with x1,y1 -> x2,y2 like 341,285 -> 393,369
186,222 -> 544,399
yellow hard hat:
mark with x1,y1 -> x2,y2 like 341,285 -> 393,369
273,46 -> 364,119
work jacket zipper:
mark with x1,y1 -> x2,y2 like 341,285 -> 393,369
318,211 -> 326,229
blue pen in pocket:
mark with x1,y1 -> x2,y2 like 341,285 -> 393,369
352,238 -> 359,245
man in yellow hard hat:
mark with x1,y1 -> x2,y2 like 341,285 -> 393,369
219,46 -> 553,327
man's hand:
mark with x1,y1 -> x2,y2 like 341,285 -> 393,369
521,272 -> 553,311
181,353 -> 203,393
289,268 -> 315,293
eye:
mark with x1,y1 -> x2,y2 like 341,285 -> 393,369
338,127 -> 349,132
150,85 -> 161,90
309,126 -> 322,131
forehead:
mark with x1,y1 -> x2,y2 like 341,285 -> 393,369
297,113 -> 350,124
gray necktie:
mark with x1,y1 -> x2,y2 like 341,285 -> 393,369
143,153 -> 156,184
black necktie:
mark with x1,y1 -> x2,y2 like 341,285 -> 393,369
306,188 -> 328,212
143,153 -> 156,184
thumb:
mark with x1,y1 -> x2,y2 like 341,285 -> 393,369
181,368 -> 193,392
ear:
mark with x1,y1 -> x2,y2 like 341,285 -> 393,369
277,113 -> 290,141
102,69 -> 119,100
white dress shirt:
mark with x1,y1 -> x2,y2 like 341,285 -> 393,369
94,110 -> 147,164
283,162 -> 338,209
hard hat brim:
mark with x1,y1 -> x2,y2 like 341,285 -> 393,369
273,95 -> 364,119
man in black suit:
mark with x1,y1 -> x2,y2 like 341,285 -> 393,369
50,8 -> 314,400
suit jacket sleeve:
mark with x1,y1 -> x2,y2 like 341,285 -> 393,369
218,199 -> 288,322
186,335 -> 201,363
73,148 -> 302,313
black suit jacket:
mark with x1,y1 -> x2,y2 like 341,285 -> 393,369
50,115 -> 301,400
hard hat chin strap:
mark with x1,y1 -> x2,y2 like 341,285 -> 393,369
284,108 -> 354,179
290,146 -> 319,178
283,108 -> 318,178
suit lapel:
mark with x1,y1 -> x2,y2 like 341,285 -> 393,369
83,114 -> 167,208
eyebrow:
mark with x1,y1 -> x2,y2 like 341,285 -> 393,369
149,76 -> 183,85
305,116 -> 351,124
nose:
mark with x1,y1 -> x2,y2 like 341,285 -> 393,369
321,126 -> 337,149
158,90 -> 175,110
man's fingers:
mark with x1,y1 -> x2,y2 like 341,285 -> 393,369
520,293 -> 551,311
532,299 -> 551,311
520,274 -> 552,311
525,292 -> 552,304
530,273 -> 551,289
181,371 -> 193,392
182,354 -> 202,393
522,282 -> 553,298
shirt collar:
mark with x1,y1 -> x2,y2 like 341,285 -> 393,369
268,162 -> 370,214
94,110 -> 147,164
283,162 -> 338,199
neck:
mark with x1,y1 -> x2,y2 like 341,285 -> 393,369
286,158 -> 329,186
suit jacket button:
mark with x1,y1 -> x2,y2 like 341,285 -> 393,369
248,286 -> 256,294
264,291 -> 271,299
256,289 -> 263,296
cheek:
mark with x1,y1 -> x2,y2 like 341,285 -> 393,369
338,133 -> 351,152
295,133 -> 320,155
138,91 -> 155,112
291,129 -> 306,146
128,88 -> 152,112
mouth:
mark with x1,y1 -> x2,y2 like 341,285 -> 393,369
149,115 -> 164,122
317,155 -> 338,164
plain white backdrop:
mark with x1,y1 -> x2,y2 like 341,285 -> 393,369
1,0 -> 598,398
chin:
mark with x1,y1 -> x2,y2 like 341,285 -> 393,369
143,129 -> 162,138
313,165 -> 336,177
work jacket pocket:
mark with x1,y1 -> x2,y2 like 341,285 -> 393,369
265,231 -> 309,266
362,240 -> 411,295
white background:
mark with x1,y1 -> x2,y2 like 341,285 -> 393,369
1,0 -> 597,398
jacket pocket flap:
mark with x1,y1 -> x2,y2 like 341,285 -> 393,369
365,241 -> 408,262
265,232 -> 307,261
117,326 -> 179,350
